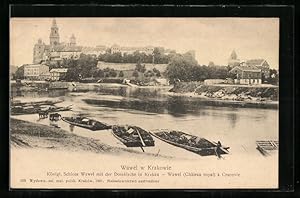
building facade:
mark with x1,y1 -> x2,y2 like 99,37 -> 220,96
229,66 -> 262,84
245,59 -> 270,79
50,68 -> 68,81
23,64 -> 50,80
110,44 -> 155,55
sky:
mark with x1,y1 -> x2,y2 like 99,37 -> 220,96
10,17 -> 279,69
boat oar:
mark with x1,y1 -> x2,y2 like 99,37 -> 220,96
136,129 -> 146,147
135,129 -> 146,152
140,147 -> 145,152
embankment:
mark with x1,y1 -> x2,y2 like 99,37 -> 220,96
169,82 -> 278,109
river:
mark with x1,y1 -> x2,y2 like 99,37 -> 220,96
11,85 -> 278,157
10,85 -> 279,188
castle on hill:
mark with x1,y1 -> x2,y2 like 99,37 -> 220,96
33,19 -> 167,64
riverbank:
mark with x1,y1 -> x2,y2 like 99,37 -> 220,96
10,80 -> 278,109
10,118 -> 168,158
10,80 -> 171,92
168,82 -> 278,109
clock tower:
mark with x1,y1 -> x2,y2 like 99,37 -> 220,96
49,19 -> 60,47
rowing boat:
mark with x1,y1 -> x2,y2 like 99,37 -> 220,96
112,125 -> 155,147
61,116 -> 111,131
150,130 -> 230,156
256,140 -> 278,156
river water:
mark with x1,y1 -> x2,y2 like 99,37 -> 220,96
10,85 -> 279,189
11,85 -> 278,158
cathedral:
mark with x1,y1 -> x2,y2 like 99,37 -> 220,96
33,19 -> 81,64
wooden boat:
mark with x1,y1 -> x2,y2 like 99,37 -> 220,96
256,140 -> 279,156
150,130 -> 230,156
61,116 -> 111,131
112,125 -> 155,148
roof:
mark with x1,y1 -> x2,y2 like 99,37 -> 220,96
50,68 -> 68,73
230,66 -> 261,73
245,59 -> 266,67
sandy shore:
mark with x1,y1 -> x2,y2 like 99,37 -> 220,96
10,117 -> 278,189
10,118 -> 170,158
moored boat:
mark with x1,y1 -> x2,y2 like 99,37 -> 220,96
150,130 -> 229,156
112,125 -> 155,148
61,116 -> 111,131
256,140 -> 278,156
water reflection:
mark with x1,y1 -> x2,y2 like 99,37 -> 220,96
69,124 -> 75,132
11,89 -> 68,98
227,113 -> 238,128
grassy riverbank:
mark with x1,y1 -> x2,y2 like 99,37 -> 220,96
10,118 -> 167,158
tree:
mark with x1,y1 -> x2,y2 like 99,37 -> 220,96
165,53 -> 198,82
135,62 -> 146,73
109,69 -> 117,77
119,71 -> 124,77
95,69 -> 104,78
14,65 -> 25,79
88,67 -> 99,78
155,71 -> 161,77
64,67 -> 80,81
152,68 -> 161,77
144,70 -> 154,78
267,69 -> 279,85
132,70 -> 139,78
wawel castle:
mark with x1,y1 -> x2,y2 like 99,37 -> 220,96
33,19 -> 156,64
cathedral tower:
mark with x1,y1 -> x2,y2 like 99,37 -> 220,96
70,34 -> 76,46
33,38 -> 45,64
49,19 -> 60,47
228,50 -> 240,67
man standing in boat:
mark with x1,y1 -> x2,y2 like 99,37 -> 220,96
215,141 -> 223,159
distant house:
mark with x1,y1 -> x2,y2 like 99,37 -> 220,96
50,68 -> 68,81
245,59 -> 270,79
23,64 -> 50,80
229,66 -> 262,84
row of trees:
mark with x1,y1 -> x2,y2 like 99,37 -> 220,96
165,52 -> 235,83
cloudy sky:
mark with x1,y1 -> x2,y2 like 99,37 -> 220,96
10,17 -> 279,68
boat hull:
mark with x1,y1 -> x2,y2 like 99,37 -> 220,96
150,130 -> 229,156
62,117 -> 111,131
112,125 -> 155,147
